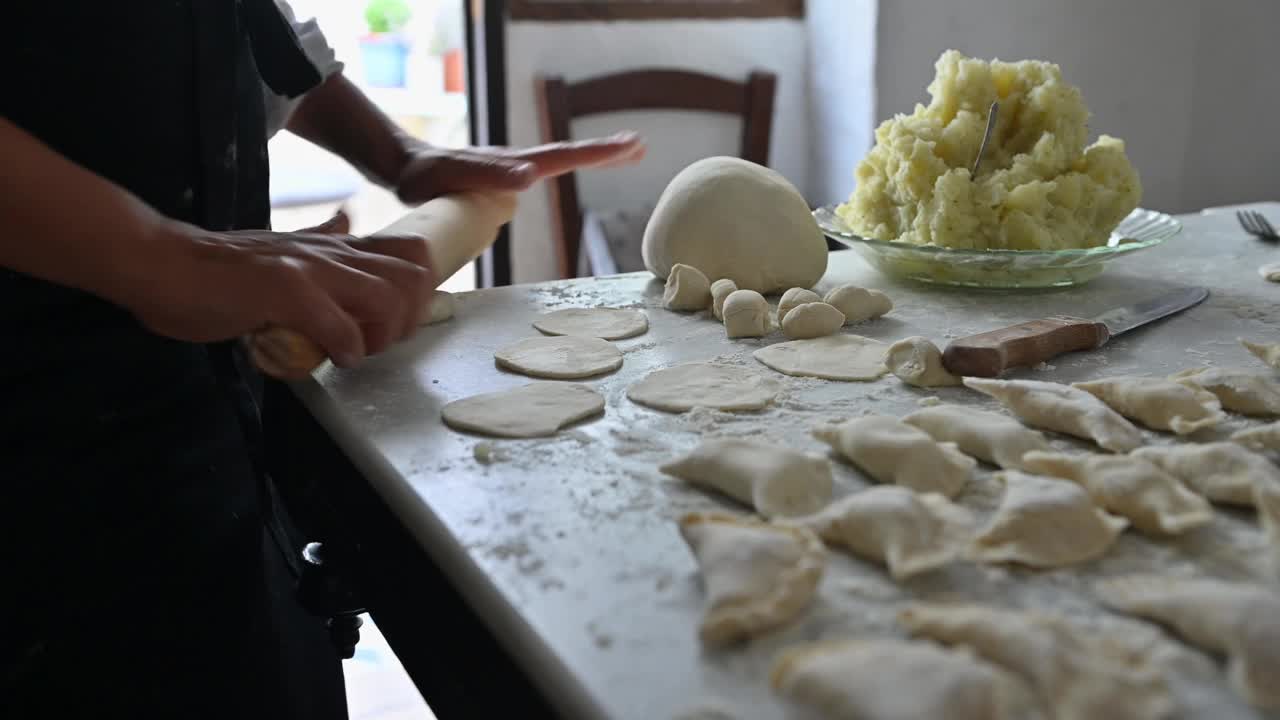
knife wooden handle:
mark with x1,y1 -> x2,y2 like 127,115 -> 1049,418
942,316 -> 1110,378
247,191 -> 518,380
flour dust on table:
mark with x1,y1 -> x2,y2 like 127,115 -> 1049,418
532,307 -> 649,340
494,335 -> 623,379
753,334 -> 888,381
627,362 -> 780,412
440,382 -> 604,438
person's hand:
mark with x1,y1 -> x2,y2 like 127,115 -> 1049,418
394,131 -> 646,203
126,212 -> 435,368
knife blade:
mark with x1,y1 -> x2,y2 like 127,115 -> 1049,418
941,286 -> 1209,378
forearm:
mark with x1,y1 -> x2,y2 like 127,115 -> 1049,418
284,72 -> 420,189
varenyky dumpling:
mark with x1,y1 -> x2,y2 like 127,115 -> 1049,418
1256,481 -> 1280,580
1232,420 -> 1280,451
1132,442 -> 1280,507
1072,375 -> 1225,435
771,638 -> 1014,720
1172,367 -> 1280,417
898,603 -> 1175,720
1020,451 -> 1213,536
788,485 -> 973,580
970,471 -> 1127,568
1096,575 -> 1280,710
660,437 -> 834,518
1241,338 -> 1280,370
963,378 -> 1143,453
678,511 -> 825,647
903,404 -> 1051,470
813,415 -> 975,498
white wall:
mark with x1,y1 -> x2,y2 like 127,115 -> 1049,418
506,19 -> 810,284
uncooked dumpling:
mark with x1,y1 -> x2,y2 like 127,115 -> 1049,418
813,416 -> 975,498
1232,421 -> 1280,451
660,438 -> 833,518
777,287 -> 821,324
1072,375 -> 1225,435
770,638 -> 1012,720
664,263 -> 712,311
1241,339 -> 1280,369
886,336 -> 961,387
642,156 -> 828,293
533,307 -> 648,340
1096,575 -> 1280,710
903,404 -> 1049,470
780,302 -> 845,339
1020,451 -> 1213,535
1132,441 -> 1280,507
627,362 -> 780,412
722,289 -> 771,338
441,382 -> 604,438
678,511 -> 825,647
754,335 -> 888,381
824,285 -> 893,324
1172,367 -> 1280,416
494,335 -> 622,379
898,603 -> 1174,720
1256,481 -> 1280,579
789,485 -> 973,580
710,278 -> 738,321
970,471 -> 1127,568
964,378 -> 1143,452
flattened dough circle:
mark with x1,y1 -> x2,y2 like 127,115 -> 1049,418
533,308 -> 649,340
442,382 -> 604,438
628,362 -> 780,412
495,336 -> 622,379
754,334 -> 889,381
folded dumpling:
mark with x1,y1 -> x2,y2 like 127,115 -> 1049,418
903,404 -> 1050,470
1072,376 -> 1225,435
1132,442 -> 1280,507
661,438 -> 833,518
813,415 -> 975,498
1241,339 -> 1280,370
963,378 -> 1143,453
1232,420 -> 1280,451
1172,367 -> 1280,416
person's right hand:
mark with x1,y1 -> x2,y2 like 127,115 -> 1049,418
126,211 -> 435,368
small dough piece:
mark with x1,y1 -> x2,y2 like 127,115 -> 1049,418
533,307 -> 648,340
710,278 -> 738,321
664,263 -> 712,311
1073,375 -> 1225,435
1132,441 -> 1280,507
494,335 -> 622,379
791,486 -> 973,580
886,336 -> 961,387
777,287 -> 821,324
899,603 -> 1174,720
903,404 -> 1050,470
661,438 -> 833,518
964,378 -> 1143,453
1097,575 -> 1280,710
1020,451 -> 1213,535
1172,367 -> 1280,416
1233,420 -> 1280,451
1242,338 -> 1280,369
813,416 -> 975,498
1260,262 -> 1280,283
754,335 -> 888,381
770,638 -> 1011,720
423,290 -> 455,325
722,289 -> 771,338
780,302 -> 845,339
970,471 -> 1127,568
678,511 -> 825,647
824,285 -> 893,324
628,362 -> 780,413
441,382 -> 603,438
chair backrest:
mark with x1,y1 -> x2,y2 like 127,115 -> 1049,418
536,68 -> 777,278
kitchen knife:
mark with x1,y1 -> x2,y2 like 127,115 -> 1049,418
942,286 -> 1210,378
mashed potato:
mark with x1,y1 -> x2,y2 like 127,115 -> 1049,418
839,50 -> 1142,250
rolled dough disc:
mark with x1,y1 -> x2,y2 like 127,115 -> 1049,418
495,336 -> 623,379
442,382 -> 604,438
754,334 -> 889,381
422,290 -> 455,325
627,363 -> 780,412
533,308 -> 649,340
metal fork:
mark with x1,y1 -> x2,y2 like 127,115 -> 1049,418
1237,210 -> 1279,242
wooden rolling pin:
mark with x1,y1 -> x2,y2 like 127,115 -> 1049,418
246,191 -> 518,380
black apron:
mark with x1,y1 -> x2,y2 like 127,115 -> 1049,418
1,3 -> 345,717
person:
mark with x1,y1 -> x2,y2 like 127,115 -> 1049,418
0,2 -> 643,718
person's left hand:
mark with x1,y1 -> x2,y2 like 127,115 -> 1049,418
394,131 -> 646,204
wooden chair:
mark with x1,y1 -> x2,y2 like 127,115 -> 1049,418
536,68 -> 777,278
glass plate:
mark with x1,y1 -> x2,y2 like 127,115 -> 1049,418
815,206 -> 1182,289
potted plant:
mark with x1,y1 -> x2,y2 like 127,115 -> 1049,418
360,0 -> 413,88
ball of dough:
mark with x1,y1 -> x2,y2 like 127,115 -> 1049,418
824,285 -> 893,324
887,336 -> 961,387
710,278 -> 738,321
777,287 -> 822,325
723,289 -> 771,339
663,263 -> 712,311
781,302 -> 845,339
422,290 -> 455,325
642,156 -> 828,293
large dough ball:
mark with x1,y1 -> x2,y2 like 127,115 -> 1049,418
642,157 -> 828,294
